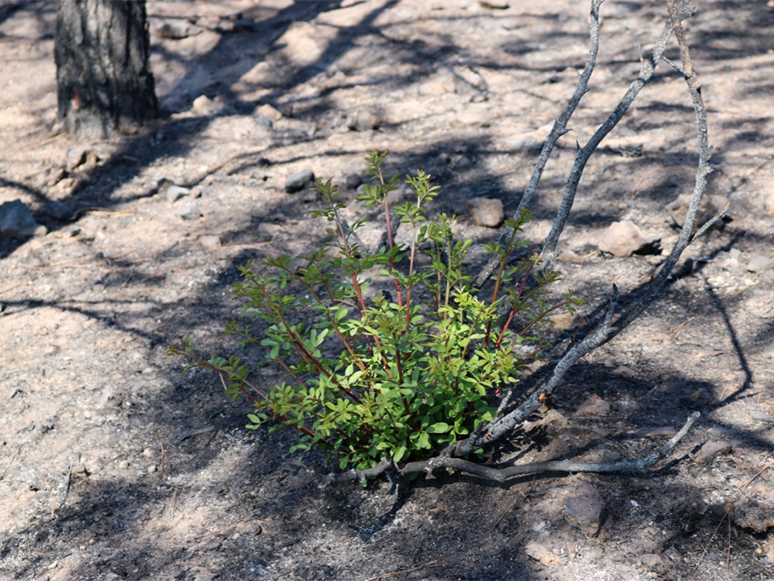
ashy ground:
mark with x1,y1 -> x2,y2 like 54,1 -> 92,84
1,0 -> 774,579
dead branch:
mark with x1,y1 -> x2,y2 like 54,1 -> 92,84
329,412 -> 699,484
474,0 -> 604,288
453,0 -> 708,458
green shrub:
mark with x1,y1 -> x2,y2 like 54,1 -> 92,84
170,151 -> 580,471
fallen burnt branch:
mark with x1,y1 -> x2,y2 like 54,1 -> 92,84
328,412 -> 700,484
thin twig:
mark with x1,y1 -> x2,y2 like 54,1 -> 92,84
361,560 -> 445,581
690,508 -> 730,580
739,463 -> 772,490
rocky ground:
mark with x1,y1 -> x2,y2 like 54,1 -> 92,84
1,0 -> 774,579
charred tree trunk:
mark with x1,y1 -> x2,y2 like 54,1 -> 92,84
54,0 -> 158,138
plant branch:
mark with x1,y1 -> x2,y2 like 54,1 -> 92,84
474,0 -> 603,288
328,412 -> 699,483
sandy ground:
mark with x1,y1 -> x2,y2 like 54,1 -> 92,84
1,0 -> 774,579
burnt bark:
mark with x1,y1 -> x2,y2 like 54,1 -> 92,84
54,0 -> 158,138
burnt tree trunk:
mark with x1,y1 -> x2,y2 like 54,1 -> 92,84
54,0 -> 158,138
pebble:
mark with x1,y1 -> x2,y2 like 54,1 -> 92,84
345,174 -> 363,190
747,254 -> 773,272
147,465 -> 157,474
565,483 -> 607,536
179,203 -> 202,220
750,409 -> 772,422
467,197 -> 504,227
347,109 -> 381,131
732,501 -> 774,533
166,185 -> 191,203
253,115 -> 273,130
118,460 -> 130,470
502,133 -> 542,151
301,189 -> 319,203
285,168 -> 315,193
597,220 -> 660,257
191,95 -> 222,116
694,438 -> 733,463
142,448 -> 155,458
640,553 -> 666,573
524,541 -> 561,566
199,235 -> 222,250
0,199 -> 46,239
255,103 -> 283,122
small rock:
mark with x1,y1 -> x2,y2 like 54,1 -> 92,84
386,184 -> 408,206
66,146 -> 97,172
191,95 -> 222,116
0,199 -> 45,239
550,311 -> 576,331
166,185 -> 191,203
707,426 -> 739,439
118,460 -> 130,470
557,248 -> 583,263
253,115 -> 273,130
200,235 -> 222,250
525,541 -> 561,566
179,203 -> 202,220
576,394 -> 611,416
565,483 -> 607,536
301,189 -> 319,203
345,174 -> 363,190
48,200 -> 73,220
733,501 -> 774,532
747,254 -> 773,272
347,109 -> 381,131
467,197 -> 504,227
694,438 -> 733,463
640,553 -> 666,573
154,18 -> 202,39
285,168 -> 315,193
256,103 -> 283,122
597,220 -> 660,257
142,448 -> 155,458
147,465 -> 157,474
750,409 -> 772,422
479,0 -> 510,7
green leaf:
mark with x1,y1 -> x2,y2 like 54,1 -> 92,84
426,422 -> 451,434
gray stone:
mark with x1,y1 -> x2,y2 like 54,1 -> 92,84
597,220 -> 660,257
179,203 -> 202,220
285,168 -> 315,193
467,197 -> 504,228
345,174 -> 363,189
0,199 -> 45,239
253,115 -> 273,130
565,483 -> 607,536
301,189 -> 319,204
751,409 -> 772,422
199,235 -> 222,250
747,254 -> 773,272
694,439 -> 733,463
48,200 -> 73,220
348,109 -> 381,132
479,0 -> 509,8
166,185 -> 191,203
386,184 -> 408,206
